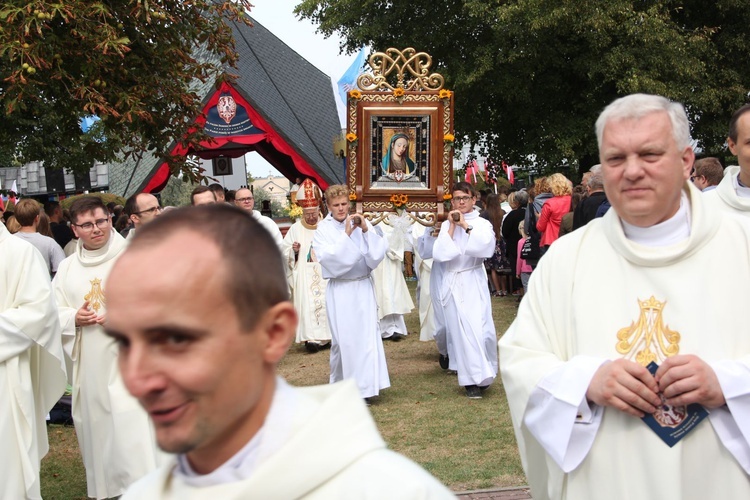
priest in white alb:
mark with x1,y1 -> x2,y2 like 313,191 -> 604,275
52,196 -> 163,499
1,221 -> 67,500
433,182 -> 497,399
313,185 -> 389,402
500,94 -> 750,500
281,179 -> 331,353
372,213 -> 414,341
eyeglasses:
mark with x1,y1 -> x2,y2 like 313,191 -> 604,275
73,217 -> 110,231
134,206 -> 163,216
236,197 -> 254,203
453,196 -> 473,203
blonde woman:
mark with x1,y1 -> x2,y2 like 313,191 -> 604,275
536,173 -> 572,252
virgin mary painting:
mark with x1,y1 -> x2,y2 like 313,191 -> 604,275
381,133 -> 415,182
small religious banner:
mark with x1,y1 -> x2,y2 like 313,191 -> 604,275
641,362 -> 709,447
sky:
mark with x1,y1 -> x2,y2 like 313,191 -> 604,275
244,1 -> 359,179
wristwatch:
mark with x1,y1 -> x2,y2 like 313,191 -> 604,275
465,225 -> 473,234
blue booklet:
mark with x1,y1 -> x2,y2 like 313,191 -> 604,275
641,361 -> 709,447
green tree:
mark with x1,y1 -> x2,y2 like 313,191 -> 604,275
0,1 -> 252,180
160,175 -> 198,208
296,0 -> 750,175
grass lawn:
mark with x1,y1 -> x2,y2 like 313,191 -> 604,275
41,281 -> 525,497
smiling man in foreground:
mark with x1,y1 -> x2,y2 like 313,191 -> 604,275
105,204 -> 454,499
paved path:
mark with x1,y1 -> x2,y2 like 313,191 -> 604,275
456,486 -> 532,499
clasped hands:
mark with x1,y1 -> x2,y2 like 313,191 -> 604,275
75,300 -> 105,327
585,355 -> 726,418
344,213 -> 368,236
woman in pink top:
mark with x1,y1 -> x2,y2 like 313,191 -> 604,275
536,173 -> 572,252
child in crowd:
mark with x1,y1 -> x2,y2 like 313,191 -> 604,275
516,221 -> 533,297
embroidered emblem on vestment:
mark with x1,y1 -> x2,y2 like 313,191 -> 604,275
84,278 -> 106,313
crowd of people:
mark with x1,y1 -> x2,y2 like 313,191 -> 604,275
3,93 -> 750,499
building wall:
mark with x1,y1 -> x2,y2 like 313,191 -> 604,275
198,156 -> 248,191
0,161 -> 108,198
250,175 -> 290,206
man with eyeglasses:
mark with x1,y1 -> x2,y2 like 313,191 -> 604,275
690,157 -> 723,193
52,196 -> 163,498
431,181 -> 497,399
123,192 -> 163,238
233,187 -> 283,248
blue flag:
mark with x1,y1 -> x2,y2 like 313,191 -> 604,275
337,48 -> 367,105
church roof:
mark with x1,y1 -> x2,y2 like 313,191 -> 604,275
109,16 -> 344,198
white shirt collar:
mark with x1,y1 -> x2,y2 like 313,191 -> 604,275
620,192 -> 691,247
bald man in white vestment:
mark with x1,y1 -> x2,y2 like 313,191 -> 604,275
0,221 -> 66,499
102,205 -> 455,499
500,94 -> 750,500
53,196 -> 162,499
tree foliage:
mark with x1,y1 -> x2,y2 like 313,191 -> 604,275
0,1 -> 252,178
296,0 -> 750,175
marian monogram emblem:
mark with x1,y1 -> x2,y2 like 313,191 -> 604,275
217,95 -> 237,124
615,296 -> 680,366
616,296 -> 686,427
84,278 -> 106,313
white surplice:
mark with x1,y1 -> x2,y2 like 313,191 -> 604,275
372,217 -> 414,337
500,184 -> 750,500
704,165 -> 750,216
281,220 -> 331,343
53,231 -> 163,499
313,214 -> 390,398
0,223 -> 67,500
411,223 -> 437,342
432,211 -> 498,387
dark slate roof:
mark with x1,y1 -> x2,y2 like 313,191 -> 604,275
109,16 -> 344,197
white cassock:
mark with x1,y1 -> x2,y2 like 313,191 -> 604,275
704,165 -> 750,216
53,231 -> 164,499
433,211 -> 497,387
0,223 -> 67,500
418,230 -> 449,357
314,214 -> 390,398
122,380 -> 456,499
411,223 -> 437,342
251,210 -> 283,249
281,220 -> 331,344
372,216 -> 414,338
499,185 -> 750,500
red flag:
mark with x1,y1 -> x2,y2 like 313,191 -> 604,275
464,160 -> 483,184
503,161 -> 515,185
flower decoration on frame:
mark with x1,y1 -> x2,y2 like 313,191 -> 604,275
348,89 -> 362,100
389,193 -> 409,212
345,132 -> 358,148
392,86 -> 405,103
444,133 -> 455,151
442,192 -> 452,211
438,89 -> 452,100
